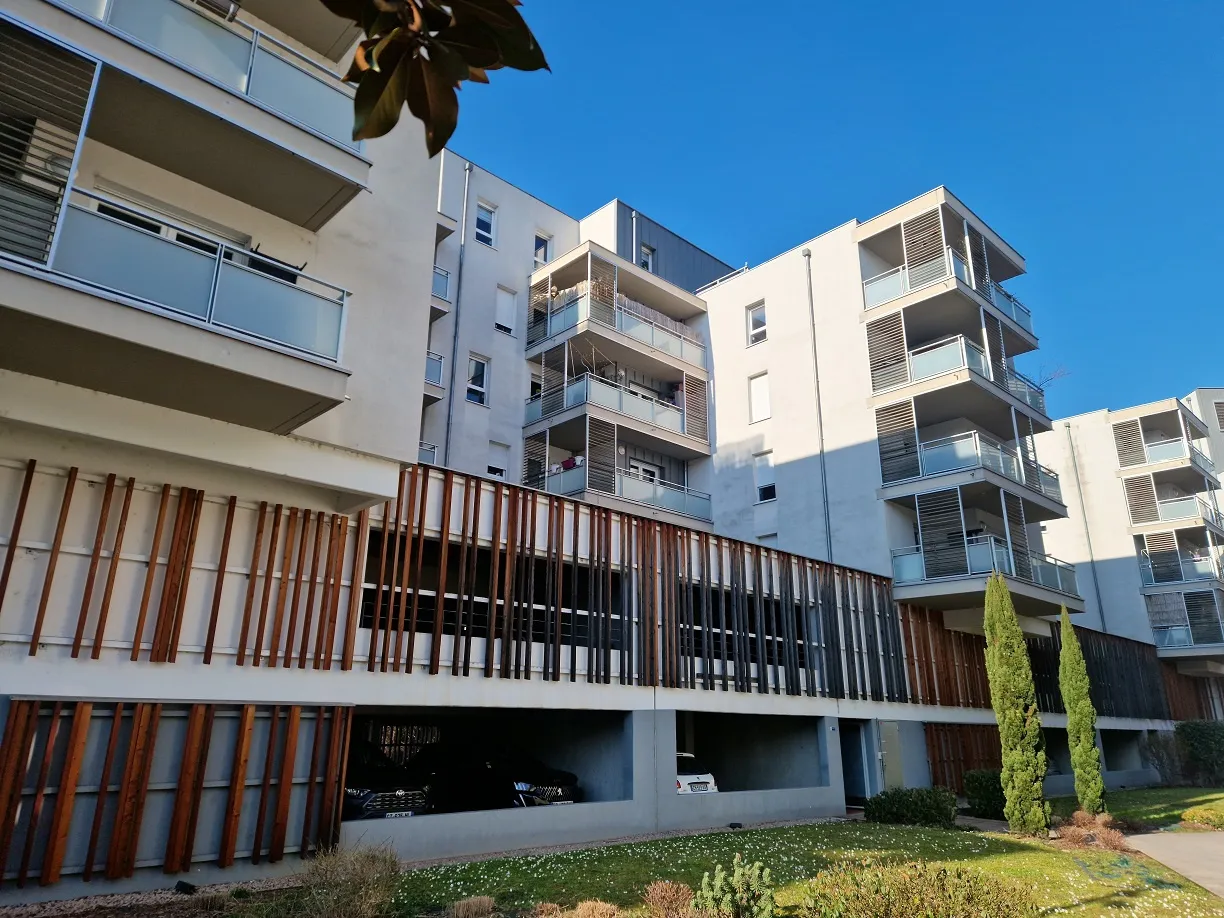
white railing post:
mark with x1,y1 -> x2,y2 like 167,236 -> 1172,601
204,243 -> 225,323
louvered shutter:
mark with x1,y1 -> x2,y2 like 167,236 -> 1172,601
901,209 -> 946,289
1214,401 -> 1224,432
587,417 -> 617,494
540,345 -> 566,416
866,313 -> 909,392
875,401 -> 920,483
682,373 -> 708,441
1123,476 -> 1159,524
589,255 -> 616,326
916,489 -> 967,578
522,432 -> 547,489
1113,420 -> 1146,467
0,22 -> 97,263
1185,591 -> 1224,645
966,225 -> 992,300
1143,532 -> 1182,583
1145,592 -> 1188,629
1004,492 -> 1031,579
983,314 -> 1007,389
1014,412 -> 1041,489
527,278 -> 551,346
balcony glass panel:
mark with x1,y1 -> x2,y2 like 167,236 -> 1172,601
910,339 -> 967,381
891,548 -> 924,584
59,0 -> 108,17
920,436 -> 981,475
1158,496 -> 1200,521
213,262 -> 342,359
1145,439 -> 1188,463
863,268 -> 906,308
616,471 -> 711,520
418,442 -> 437,464
1152,626 -> 1192,648
248,47 -> 353,147
524,398 -> 543,424
424,351 -> 444,386
546,465 -> 586,495
52,207 -> 214,319
109,0 -> 251,92
432,266 -> 449,299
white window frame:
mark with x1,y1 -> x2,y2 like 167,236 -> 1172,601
466,354 -> 489,405
639,243 -> 655,273
754,450 -> 776,503
474,203 -> 497,247
748,372 -> 771,423
747,302 -> 767,346
487,466 -> 506,480
494,285 -> 516,335
629,458 -> 663,482
533,233 -> 552,269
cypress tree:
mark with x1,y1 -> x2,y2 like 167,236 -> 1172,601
983,573 -> 1049,834
1059,606 -> 1105,814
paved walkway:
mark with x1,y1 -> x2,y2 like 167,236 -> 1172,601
1127,831 -> 1224,899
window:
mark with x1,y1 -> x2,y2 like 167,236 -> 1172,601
495,286 -> 516,334
533,234 -> 551,269
488,466 -> 506,480
639,243 -> 655,272
529,375 -> 542,398
466,355 -> 489,405
748,372 -> 771,423
630,458 -> 663,481
475,203 -> 496,247
754,451 -> 776,502
747,302 -> 767,345
489,442 -> 510,480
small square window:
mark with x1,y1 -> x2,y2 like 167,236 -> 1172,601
466,355 -> 489,405
529,375 -> 543,398
533,234 -> 551,269
747,302 -> 767,346
639,243 -> 655,272
475,204 -> 496,247
748,372 -> 771,423
488,466 -> 506,480
754,451 -> 776,503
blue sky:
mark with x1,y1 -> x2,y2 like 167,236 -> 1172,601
447,1 -> 1224,419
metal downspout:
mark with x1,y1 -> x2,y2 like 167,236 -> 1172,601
443,161 -> 473,465
631,209 -> 638,264
802,248 -> 834,562
1064,421 -> 1108,632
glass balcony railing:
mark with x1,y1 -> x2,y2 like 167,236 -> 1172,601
524,375 -> 698,440
891,535 -> 1079,596
1139,554 -> 1222,586
617,470 -> 712,521
527,295 -> 706,369
432,266 -> 450,300
62,0 -> 360,150
1139,438 -> 1215,473
424,351 -> 445,386
990,283 -> 1035,334
418,442 -> 438,465
1157,495 -> 1223,528
1004,368 -> 1048,415
50,190 -> 346,360
1151,626 -> 1194,649
916,431 -> 1062,501
908,336 -> 991,382
545,464 -> 588,496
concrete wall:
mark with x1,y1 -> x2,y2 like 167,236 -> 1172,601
606,202 -> 734,294
690,712 -> 829,791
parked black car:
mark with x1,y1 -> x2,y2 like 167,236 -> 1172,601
411,743 -> 581,811
342,737 -> 436,820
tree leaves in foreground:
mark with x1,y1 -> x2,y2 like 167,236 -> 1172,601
1058,606 -> 1104,815
319,0 -> 548,154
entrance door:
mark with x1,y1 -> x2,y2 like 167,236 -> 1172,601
879,720 -> 905,789
839,720 -> 868,805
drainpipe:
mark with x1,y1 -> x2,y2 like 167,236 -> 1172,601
1064,421 -> 1108,632
630,209 -> 638,264
802,248 -> 834,563
442,161 -> 473,466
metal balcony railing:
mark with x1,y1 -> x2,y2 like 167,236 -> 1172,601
527,294 -> 706,369
524,374 -> 702,441
49,189 -> 347,360
1004,367 -> 1047,414
861,246 -> 1035,334
432,266 -> 450,300
1139,553 -> 1223,586
418,442 -> 438,465
891,535 -> 1079,596
908,335 -> 991,383
1138,437 -> 1215,473
61,0 -> 360,150
915,431 -> 1062,501
1157,495 -> 1224,528
424,351 -> 445,386
616,469 -> 712,520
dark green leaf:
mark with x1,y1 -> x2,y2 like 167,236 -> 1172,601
352,43 -> 411,140
434,23 -> 503,69
405,47 -> 462,156
316,0 -> 368,21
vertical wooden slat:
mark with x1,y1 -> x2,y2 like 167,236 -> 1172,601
105,703 -> 147,879
284,508 -> 313,668
406,475 -> 431,673
451,477 -> 473,676
72,474 -> 116,657
369,501 -> 391,673
316,706 -> 344,848
151,488 -> 192,663
29,468 -> 78,654
393,467 -> 420,672
313,516 -> 340,670
236,502 -> 268,667
91,479 -> 135,660
166,489 -> 204,662
331,708 -> 353,847
484,483 -> 504,678
429,472 -> 455,675
218,705 -> 255,868
82,702 -> 124,882
0,700 -> 37,885
121,704 -> 160,878
252,504 -> 284,667
17,701 -> 64,886
203,496 -> 237,664
131,485 -> 172,661
267,508 -> 299,668
179,705 -> 214,872
498,488 -> 520,679
269,706 -> 300,862
0,459 -> 36,628
41,702 -> 93,885
342,509 -> 370,670
298,511 -> 326,669
322,519 -> 349,671
164,704 -> 207,874
384,473 -> 406,671
250,706 -> 280,866
299,706 -> 326,858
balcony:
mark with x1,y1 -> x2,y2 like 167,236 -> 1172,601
525,374 -> 702,441
528,294 -> 706,370
1158,495 -> 1224,529
1147,589 -> 1224,650
423,350 -> 445,405
544,465 -> 711,521
896,336 -> 1048,416
892,535 -> 1080,597
911,431 -> 1062,502
418,441 -> 438,465
0,187 -> 349,431
1140,554 -> 1223,587
1135,437 -> 1215,475
861,246 -> 1035,335
432,266 -> 450,301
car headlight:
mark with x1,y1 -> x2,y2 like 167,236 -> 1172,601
345,787 -> 370,798
513,782 -> 534,792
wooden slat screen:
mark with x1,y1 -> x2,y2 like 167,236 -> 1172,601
898,605 -> 989,708
526,278 -> 551,346
916,489 -> 967,578
522,432 -> 547,490
540,345 -> 566,417
1113,420 -> 1147,467
1123,475 -> 1159,524
925,723 -> 1001,794
875,401 -> 920,483
1143,531 -> 1182,583
866,313 -> 909,393
900,209 -> 946,289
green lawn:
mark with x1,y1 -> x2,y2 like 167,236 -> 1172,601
1049,787 -> 1224,828
391,821 -> 1224,917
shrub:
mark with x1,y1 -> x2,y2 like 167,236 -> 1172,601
963,769 -> 1005,820
863,787 -> 957,829
532,905 -> 564,918
692,853 -> 775,918
1058,608 -> 1104,814
1175,721 -> 1224,786
644,881 -> 694,918
1182,806 -> 1224,829
1139,731 -> 1184,785
449,897 -> 497,918
297,845 -> 400,918
571,902 -> 619,918
798,860 -> 1037,918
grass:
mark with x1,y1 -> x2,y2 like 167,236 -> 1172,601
1049,787 -> 1224,828
390,821 -> 1224,918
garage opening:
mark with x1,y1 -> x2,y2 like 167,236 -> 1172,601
343,707 -> 631,822
1100,729 -> 1143,773
679,712 -> 828,794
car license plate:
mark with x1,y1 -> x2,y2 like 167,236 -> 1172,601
384,811 -> 415,818
689,782 -> 709,792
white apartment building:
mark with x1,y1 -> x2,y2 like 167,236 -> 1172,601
0,0 -> 1218,904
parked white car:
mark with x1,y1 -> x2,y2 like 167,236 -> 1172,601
676,752 -> 718,794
